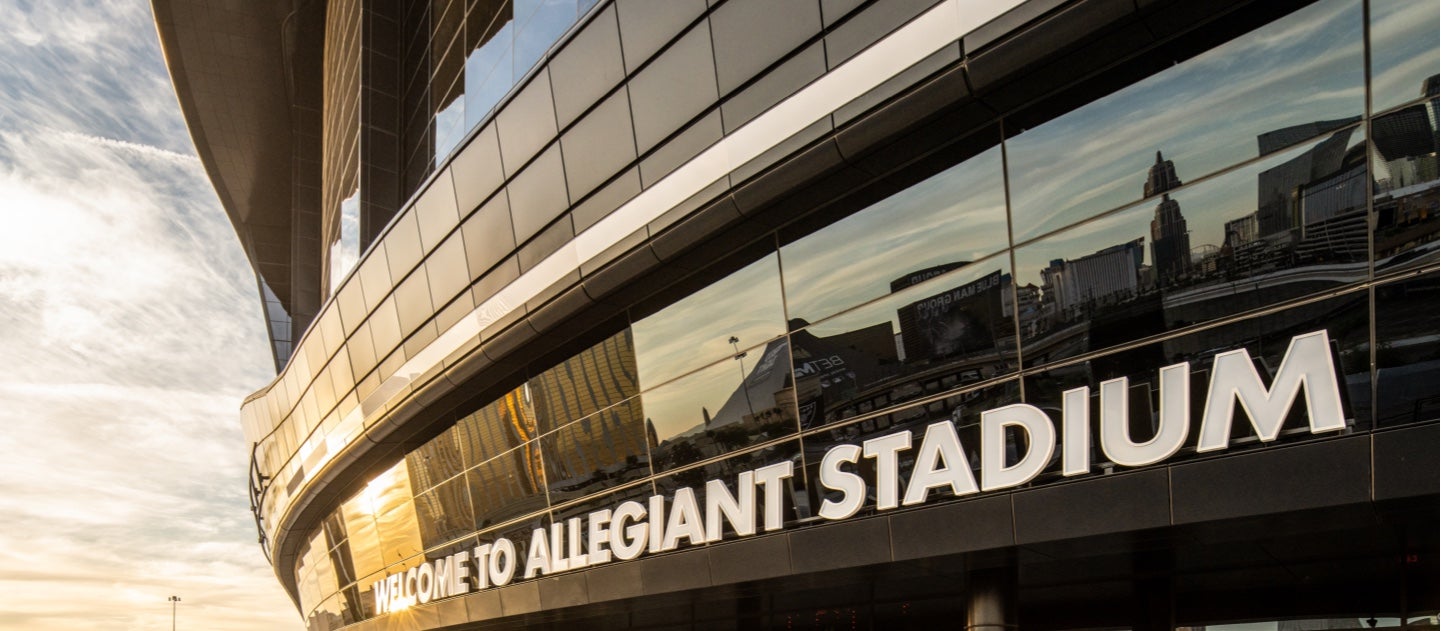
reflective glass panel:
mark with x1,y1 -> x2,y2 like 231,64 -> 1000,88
541,397 -> 651,504
791,254 -> 1018,428
413,474 -> 475,549
642,337 -> 799,472
1371,97 -> 1440,274
339,490 -> 385,579
513,0 -> 576,77
1005,0 -> 1365,243
633,253 -> 787,390
406,424 -> 468,494
1368,0 -> 1440,114
374,505 -> 424,569
466,17 -> 514,127
529,329 -> 640,434
1014,126 -> 1368,367
454,385 -> 540,468
782,145 -> 1008,326
1374,273 -> 1439,427
466,440 -> 548,530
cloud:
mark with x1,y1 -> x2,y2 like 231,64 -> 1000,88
0,1 -> 297,629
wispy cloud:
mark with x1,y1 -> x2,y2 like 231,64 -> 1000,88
0,1 -> 296,629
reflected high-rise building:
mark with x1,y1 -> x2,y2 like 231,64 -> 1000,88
1147,152 -> 1191,286
1143,150 -> 1183,196
1151,193 -> 1191,285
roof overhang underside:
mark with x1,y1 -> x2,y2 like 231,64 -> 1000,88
152,0 -> 311,312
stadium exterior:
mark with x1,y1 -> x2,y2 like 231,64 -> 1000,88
156,0 -> 1440,628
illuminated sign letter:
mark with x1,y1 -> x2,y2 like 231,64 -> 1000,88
1100,363 -> 1190,467
862,431 -> 911,510
1197,330 -> 1346,452
524,528 -> 551,579
1061,386 -> 1090,476
704,472 -> 755,542
817,444 -> 865,520
902,422 -> 978,505
980,404 -> 1056,491
661,487 -> 705,551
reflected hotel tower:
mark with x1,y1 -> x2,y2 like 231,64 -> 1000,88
157,0 -> 1437,629
1147,151 -> 1191,286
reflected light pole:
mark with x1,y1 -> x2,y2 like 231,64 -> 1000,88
168,595 -> 181,631
729,336 -> 756,420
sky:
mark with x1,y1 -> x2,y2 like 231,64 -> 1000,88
0,1 -> 299,629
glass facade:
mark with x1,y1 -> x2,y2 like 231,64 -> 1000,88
401,0 -> 596,198
275,2 -> 1440,626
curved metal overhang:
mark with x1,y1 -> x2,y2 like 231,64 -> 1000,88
151,0 -> 313,318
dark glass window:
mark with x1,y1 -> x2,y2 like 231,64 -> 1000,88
529,329 -> 640,434
413,475 -> 476,549
1014,126 -> 1368,367
642,338 -> 799,472
541,398 -> 652,504
454,386 -> 540,468
791,255 -> 1018,428
781,144 -> 1008,325
1368,0 -> 1441,114
1374,274 -> 1439,427
1370,98 -> 1439,274
407,425 -> 468,494
632,253 -> 788,391
466,440 -> 549,530
1005,0 -> 1365,243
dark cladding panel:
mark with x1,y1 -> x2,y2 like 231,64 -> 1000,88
626,22 -> 719,154
549,4 -> 625,128
1170,436 -> 1371,524
517,213 -> 574,272
495,68 -> 559,177
1012,469 -> 1170,544
1374,424 -> 1440,501
720,42 -> 826,134
888,494 -> 1014,560
708,0 -> 822,95
460,189 -> 517,277
614,0 -> 706,74
560,88 -> 638,199
451,123 -> 505,215
823,0 -> 939,68
507,143 -> 571,244
639,110 -> 722,189
788,517 -> 891,574
708,532 -> 792,585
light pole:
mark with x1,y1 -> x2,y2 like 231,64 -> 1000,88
168,595 -> 181,631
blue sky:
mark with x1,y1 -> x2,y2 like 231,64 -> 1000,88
0,1 -> 296,628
